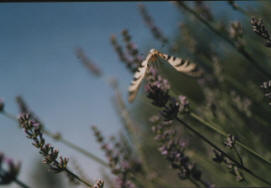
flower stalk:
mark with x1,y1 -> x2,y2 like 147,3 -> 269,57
18,113 -> 93,188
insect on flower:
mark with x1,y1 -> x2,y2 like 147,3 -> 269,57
128,49 -> 202,102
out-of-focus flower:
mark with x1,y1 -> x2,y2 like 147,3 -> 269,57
111,35 -> 138,73
260,80 -> 271,105
93,179 -> 104,188
211,148 -> 244,182
194,1 -> 214,21
229,21 -> 243,39
0,153 -> 21,185
229,21 -> 244,49
228,0 -> 238,10
224,135 -> 236,149
150,116 -> 206,184
92,126 -> 141,188
230,91 -> 252,116
0,98 -> 4,112
138,4 -> 168,44
121,29 -> 143,67
75,48 -> 102,77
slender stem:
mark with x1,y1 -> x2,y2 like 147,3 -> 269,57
14,178 -> 31,188
228,2 -> 251,17
44,129 -> 108,168
176,2 -> 271,78
2,111 -> 18,122
65,168 -> 93,187
190,112 -> 271,168
233,146 -> 244,166
0,172 -> 31,188
188,177 -> 202,188
1,111 -> 108,168
176,117 -> 271,186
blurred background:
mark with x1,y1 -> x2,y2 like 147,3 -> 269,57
0,1 -> 267,188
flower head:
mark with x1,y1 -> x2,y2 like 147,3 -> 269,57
0,98 -> 4,112
0,153 -> 21,185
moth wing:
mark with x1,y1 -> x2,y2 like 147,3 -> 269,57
128,55 -> 150,103
159,53 -> 202,77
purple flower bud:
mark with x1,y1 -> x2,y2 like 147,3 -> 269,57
0,98 -> 4,112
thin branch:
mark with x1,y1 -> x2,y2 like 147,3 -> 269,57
190,112 -> 271,169
176,117 -> 271,186
14,178 -> 31,188
65,168 -> 93,187
227,0 -> 250,17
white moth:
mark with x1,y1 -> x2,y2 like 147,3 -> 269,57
128,49 -> 202,103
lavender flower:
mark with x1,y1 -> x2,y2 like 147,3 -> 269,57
144,67 -> 170,107
75,48 -> 103,77
111,35 -> 138,73
149,116 -> 210,186
230,91 -> 251,116
229,21 -> 244,49
211,149 -> 244,182
93,179 -> 104,188
138,4 -> 168,44
251,17 -> 271,47
194,1 -> 214,22
0,98 -> 4,112
16,96 -> 44,130
0,153 -> 21,185
18,113 -> 68,173
145,67 -> 217,186
92,126 -> 141,188
229,21 -> 243,39
224,135 -> 236,149
260,80 -> 271,105
145,67 -> 190,119
121,29 -> 143,67
228,0 -> 238,10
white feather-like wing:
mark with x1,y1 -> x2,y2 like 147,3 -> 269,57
128,53 -> 152,103
159,53 -> 202,77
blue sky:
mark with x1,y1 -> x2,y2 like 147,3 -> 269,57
0,2 -> 257,187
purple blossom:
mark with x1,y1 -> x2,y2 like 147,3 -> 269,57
18,113 -> 68,173
0,98 -> 4,112
91,126 -> 140,188
0,153 -> 21,185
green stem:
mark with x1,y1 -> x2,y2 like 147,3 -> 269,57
65,168 -> 93,187
228,2 -> 251,17
2,111 -> 18,123
14,178 -> 31,188
176,117 -> 271,186
1,111 -> 108,168
176,2 -> 271,78
190,112 -> 271,168
188,177 -> 202,188
233,146 -> 244,166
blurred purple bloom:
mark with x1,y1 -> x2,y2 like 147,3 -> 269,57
0,98 -> 4,112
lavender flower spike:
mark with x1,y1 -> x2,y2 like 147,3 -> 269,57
0,98 -> 4,112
